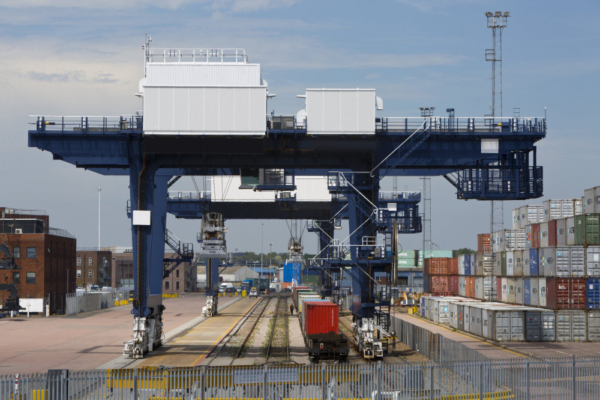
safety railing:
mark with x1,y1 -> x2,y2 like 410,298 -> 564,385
146,48 -> 248,63
167,191 -> 212,201
377,116 -> 546,135
29,115 -> 143,134
456,166 -> 544,199
379,191 -> 422,201
3,357 -> 600,400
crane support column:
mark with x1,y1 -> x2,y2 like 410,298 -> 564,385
124,156 -> 168,358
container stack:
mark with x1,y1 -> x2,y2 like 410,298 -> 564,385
423,257 -> 458,296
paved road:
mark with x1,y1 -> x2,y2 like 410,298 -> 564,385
0,294 -> 235,374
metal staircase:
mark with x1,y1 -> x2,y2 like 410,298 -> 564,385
163,229 -> 194,278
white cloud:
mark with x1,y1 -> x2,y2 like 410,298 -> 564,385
0,0 -> 298,12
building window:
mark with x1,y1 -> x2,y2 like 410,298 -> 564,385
176,281 -> 180,290
26,247 -> 36,258
88,269 -> 92,279
88,257 -> 93,266
165,281 -> 170,290
26,272 -> 36,284
13,247 -> 20,258
176,270 -> 180,278
77,270 -> 82,278
77,257 -> 81,266
13,272 -> 20,284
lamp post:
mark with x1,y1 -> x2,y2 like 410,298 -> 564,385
269,243 -> 273,267
97,187 -> 101,250
261,223 -> 264,268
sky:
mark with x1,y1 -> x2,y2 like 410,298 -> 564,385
0,0 -> 599,255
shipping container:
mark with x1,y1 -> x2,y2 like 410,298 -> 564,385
540,247 -> 555,277
512,208 -> 520,230
483,307 -> 524,342
398,250 -> 417,259
494,229 -> 527,252
574,214 -> 600,246
507,278 -> 516,304
493,255 -> 502,277
506,251 -> 514,276
548,220 -> 558,247
519,205 -> 544,229
525,309 -> 556,342
557,218 -> 567,246
467,277 -> 476,299
477,234 -> 491,254
298,294 -> 321,313
514,250 -> 524,277
587,246 -> 600,277
501,277 -> 508,303
587,310 -> 600,341
539,277 -> 547,308
397,258 -> 417,267
583,186 -> 600,214
546,278 -> 587,310
459,276 -> 466,297
496,277 -> 502,302
556,310 -> 587,342
523,250 -> 531,277
540,222 -> 549,248
516,278 -> 524,305
449,275 -> 459,295
529,248 -> 539,276
524,278 -> 531,305
570,246 -> 585,277
543,199 -> 577,222
457,304 -> 465,331
448,258 -> 459,275
470,306 -> 483,336
426,275 -> 449,294
299,299 -> 329,328
463,304 -> 471,332
292,286 -> 309,305
566,217 -> 575,246
303,301 -> 339,335
525,224 -> 532,249
530,278 -> 539,307
475,277 -> 484,300
587,278 -> 600,310
501,252 -> 507,276
575,198 -> 584,215
531,224 -> 541,249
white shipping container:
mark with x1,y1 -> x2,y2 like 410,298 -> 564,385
539,277 -> 547,308
575,198 -> 584,215
501,277 -> 508,302
512,208 -> 520,230
587,246 -> 600,277
305,89 -> 376,135
540,222 -> 549,248
519,205 -> 544,229
507,278 -> 516,304
463,305 -> 471,333
516,278 -> 524,304
507,251 -> 515,276
540,247 -> 556,277
514,250 -> 524,276
542,199 -> 577,222
556,218 -> 567,246
584,186 -> 600,214
525,225 -> 532,249
459,276 -> 466,297
530,278 -> 539,307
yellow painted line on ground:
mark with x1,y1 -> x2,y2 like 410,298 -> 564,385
191,300 -> 257,366
148,355 -> 167,367
405,313 -> 526,358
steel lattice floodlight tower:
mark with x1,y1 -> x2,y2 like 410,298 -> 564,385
486,11 -> 509,301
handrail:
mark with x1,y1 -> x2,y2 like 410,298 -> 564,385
371,119 -> 427,176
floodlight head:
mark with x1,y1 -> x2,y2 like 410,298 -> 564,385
494,11 -> 501,17
503,11 -> 510,17
485,12 -> 493,17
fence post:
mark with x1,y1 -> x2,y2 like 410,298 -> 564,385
526,357 -> 530,400
321,363 -> 327,400
479,362 -> 483,400
263,365 -> 269,400
132,369 -> 138,400
429,363 -> 434,400
572,355 -> 576,400
376,361 -> 382,400
200,366 -> 206,400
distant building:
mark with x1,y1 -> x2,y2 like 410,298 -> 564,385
0,207 -> 76,314
109,248 -> 196,294
196,265 -> 259,285
75,249 -> 112,289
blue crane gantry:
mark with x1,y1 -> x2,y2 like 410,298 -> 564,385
27,45 -> 546,358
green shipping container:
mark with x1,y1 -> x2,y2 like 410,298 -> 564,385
294,289 -> 316,306
501,251 -> 507,276
397,258 -> 417,267
418,250 -> 453,259
398,250 -> 417,259
574,214 -> 600,245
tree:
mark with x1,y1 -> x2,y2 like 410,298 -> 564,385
455,248 -> 476,256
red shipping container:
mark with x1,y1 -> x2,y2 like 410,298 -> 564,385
425,258 -> 450,275
429,275 -> 449,293
448,258 -> 459,275
467,277 -> 476,299
548,220 -> 558,247
448,275 -> 459,295
477,234 -> 491,254
546,278 -> 587,310
303,301 -> 339,335
531,223 -> 541,248
497,277 -> 503,302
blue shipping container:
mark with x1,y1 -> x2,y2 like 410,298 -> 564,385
464,255 -> 471,276
587,278 -> 600,310
529,249 -> 539,276
283,261 -> 302,283
524,278 -> 531,305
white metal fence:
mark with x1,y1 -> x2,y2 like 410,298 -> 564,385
1,358 -> 599,400
65,290 -> 130,316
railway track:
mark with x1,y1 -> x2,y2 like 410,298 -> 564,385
204,296 -> 272,366
265,295 -> 290,362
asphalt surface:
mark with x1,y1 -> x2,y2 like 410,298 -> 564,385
0,293 -> 235,373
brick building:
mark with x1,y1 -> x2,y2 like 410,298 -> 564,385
0,207 -> 76,314
107,247 -> 196,293
75,249 -> 112,289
